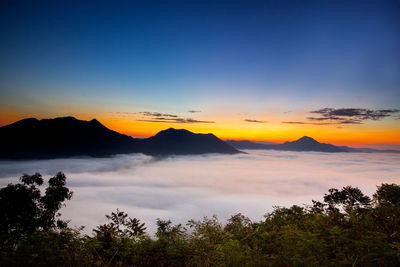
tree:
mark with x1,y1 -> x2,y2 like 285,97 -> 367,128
91,210 -> 147,266
372,183 -> 400,238
0,172 -> 72,247
373,183 -> 400,206
94,209 -> 146,241
311,186 -> 371,216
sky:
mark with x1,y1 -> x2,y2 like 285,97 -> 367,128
0,0 -> 399,147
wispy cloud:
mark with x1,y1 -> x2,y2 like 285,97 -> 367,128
138,118 -> 214,124
282,121 -> 334,125
283,108 -> 400,125
188,110 -> 201,113
306,117 -> 363,124
282,121 -> 307,124
137,111 -> 214,124
244,119 -> 268,123
115,112 -> 136,115
139,112 -> 179,118
308,108 -> 400,124
110,111 -> 137,117
1,152 -> 398,234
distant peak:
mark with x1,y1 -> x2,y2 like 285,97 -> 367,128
296,136 -> 319,143
299,136 -> 315,141
154,128 -> 194,137
161,128 -> 189,133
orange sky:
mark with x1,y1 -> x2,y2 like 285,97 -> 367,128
1,106 -> 399,148
1,0 -> 399,151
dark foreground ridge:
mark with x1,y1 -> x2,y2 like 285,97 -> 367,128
0,117 -> 240,159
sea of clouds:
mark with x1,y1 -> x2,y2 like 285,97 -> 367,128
1,150 -> 399,234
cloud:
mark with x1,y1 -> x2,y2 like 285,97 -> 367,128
138,111 -> 214,124
307,117 -> 363,124
115,112 -> 136,115
110,111 -> 137,118
339,119 -> 363,124
1,151 -> 398,235
138,118 -> 214,123
307,116 -> 341,121
139,112 -> 178,118
282,121 -> 344,126
283,108 -> 399,126
282,121 -> 307,124
244,119 -> 268,123
309,108 -> 400,123
113,110 -> 213,124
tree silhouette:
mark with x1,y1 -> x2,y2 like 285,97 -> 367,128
0,172 -> 72,247
94,209 -> 147,241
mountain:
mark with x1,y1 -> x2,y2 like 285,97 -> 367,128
227,136 -> 347,153
0,117 -> 240,160
277,136 -> 347,152
225,140 -> 278,150
0,117 -> 141,159
140,128 -> 239,155
227,137 -> 400,153
337,146 -> 400,153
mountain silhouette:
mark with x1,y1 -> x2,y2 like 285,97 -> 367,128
224,140 -> 279,150
0,117 -> 239,159
140,128 -> 238,155
0,117 -> 140,159
226,136 -> 347,152
277,136 -> 347,152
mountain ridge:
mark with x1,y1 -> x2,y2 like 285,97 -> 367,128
0,117 -> 239,159
2,117 -> 397,160
226,138 -> 400,153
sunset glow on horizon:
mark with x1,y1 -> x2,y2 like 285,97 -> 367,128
1,109 -> 399,148
1,0 -> 399,148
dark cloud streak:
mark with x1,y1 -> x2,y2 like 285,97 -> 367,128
140,112 -> 178,118
138,111 -> 214,124
115,112 -> 136,115
310,108 -> 400,122
284,108 -> 400,126
282,121 -> 358,126
282,121 -> 306,124
137,118 -> 214,123
244,119 -> 268,123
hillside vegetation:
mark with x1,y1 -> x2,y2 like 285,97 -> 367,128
1,173 -> 399,266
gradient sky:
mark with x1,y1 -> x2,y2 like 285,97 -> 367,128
0,0 -> 399,147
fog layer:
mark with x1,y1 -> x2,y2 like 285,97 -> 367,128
1,151 -> 399,234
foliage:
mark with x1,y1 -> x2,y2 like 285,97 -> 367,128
0,172 -> 72,248
1,173 -> 400,266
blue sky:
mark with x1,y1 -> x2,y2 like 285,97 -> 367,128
0,0 -> 399,144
